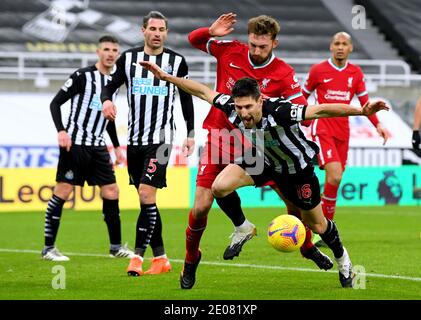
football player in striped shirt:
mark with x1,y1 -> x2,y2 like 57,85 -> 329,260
101,11 -> 195,277
139,60 -> 389,288
42,35 -> 133,261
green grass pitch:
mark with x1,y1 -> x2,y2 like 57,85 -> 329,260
0,207 -> 420,300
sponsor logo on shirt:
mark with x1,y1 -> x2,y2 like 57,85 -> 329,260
324,89 -> 350,101
88,94 -> 102,110
323,78 -> 333,83
229,62 -> 242,69
132,77 -> 168,96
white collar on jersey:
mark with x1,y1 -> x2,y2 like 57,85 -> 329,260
248,52 -> 276,69
328,58 -> 349,71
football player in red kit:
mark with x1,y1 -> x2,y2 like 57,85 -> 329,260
303,32 -> 389,245
180,13 -> 330,290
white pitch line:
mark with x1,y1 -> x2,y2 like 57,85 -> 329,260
1,248 -> 421,283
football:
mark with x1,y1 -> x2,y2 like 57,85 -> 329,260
267,214 -> 306,252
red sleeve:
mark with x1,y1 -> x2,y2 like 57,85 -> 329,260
355,69 -> 379,126
188,27 -> 235,59
356,68 -> 369,104
302,65 -> 318,99
280,70 -> 311,126
188,27 -> 211,53
281,70 -> 305,103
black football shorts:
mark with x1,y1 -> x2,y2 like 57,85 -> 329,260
127,144 -> 172,189
249,164 -> 321,211
56,145 -> 116,186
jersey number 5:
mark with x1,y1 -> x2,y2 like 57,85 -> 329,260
147,159 -> 158,173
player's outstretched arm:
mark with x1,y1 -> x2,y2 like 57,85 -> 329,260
139,61 -> 219,104
305,100 -> 389,120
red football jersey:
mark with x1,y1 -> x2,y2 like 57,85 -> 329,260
188,28 -> 306,133
303,58 -> 377,141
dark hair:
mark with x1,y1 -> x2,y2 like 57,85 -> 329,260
98,35 -> 119,44
248,15 -> 280,40
143,11 -> 168,29
231,77 -> 261,100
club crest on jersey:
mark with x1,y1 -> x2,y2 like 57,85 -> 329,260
261,78 -> 271,89
348,77 -> 353,88
162,64 -> 173,74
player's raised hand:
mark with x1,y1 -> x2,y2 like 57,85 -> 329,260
103,100 -> 117,121
139,61 -> 166,80
362,99 -> 389,116
58,130 -> 72,152
209,12 -> 237,37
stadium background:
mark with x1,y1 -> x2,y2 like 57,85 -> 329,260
0,0 -> 420,304
0,0 -> 420,211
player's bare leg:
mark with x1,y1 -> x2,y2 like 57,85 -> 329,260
212,164 -> 257,260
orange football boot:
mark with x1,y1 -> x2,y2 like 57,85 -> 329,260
144,257 -> 172,275
127,256 -> 143,276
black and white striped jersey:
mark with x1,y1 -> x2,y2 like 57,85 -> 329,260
212,94 -> 319,175
101,46 -> 194,146
50,65 -> 118,146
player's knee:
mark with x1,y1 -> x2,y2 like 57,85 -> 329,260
211,182 -> 229,198
138,185 -> 156,204
326,171 -> 342,186
101,184 -> 119,199
311,223 -> 326,235
193,193 -> 213,217
54,183 -> 73,200
305,217 -> 327,234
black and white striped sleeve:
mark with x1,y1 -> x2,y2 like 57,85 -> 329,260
177,57 -> 194,138
50,71 -> 84,132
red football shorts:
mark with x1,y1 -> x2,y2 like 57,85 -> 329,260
196,142 -> 277,189
312,133 -> 349,171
